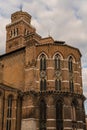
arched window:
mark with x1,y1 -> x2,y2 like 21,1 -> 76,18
55,79 -> 61,91
16,28 -> 18,36
40,79 -> 46,91
69,80 -> 74,92
40,54 -> 46,71
55,54 -> 61,70
14,29 -> 15,36
68,56 -> 73,72
56,101 -> 63,130
10,30 -> 13,38
71,100 -> 77,121
6,95 -> 13,130
40,100 -> 46,130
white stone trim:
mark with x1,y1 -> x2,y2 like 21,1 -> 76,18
22,118 -> 36,121
37,52 -> 48,59
36,81 -> 39,83
63,59 -> 68,61
77,121 -> 83,123
53,52 -> 63,60
47,119 -> 56,121
46,127 -> 56,129
25,68 -> 34,71
47,67 -> 54,69
64,127 -> 72,129
63,105 -> 72,108
74,83 -> 80,86
47,58 -> 53,60
12,118 -> 16,120
62,80 -> 69,82
22,106 -> 35,108
35,68 -> 39,70
74,71 -> 79,73
47,80 -> 54,82
64,119 -> 72,121
62,68 -> 68,71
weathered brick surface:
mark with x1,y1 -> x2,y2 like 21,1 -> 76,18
0,10 -> 86,130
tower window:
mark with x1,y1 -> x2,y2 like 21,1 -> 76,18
10,30 -> 13,38
40,79 -> 46,91
40,100 -> 46,130
69,80 -> 74,92
56,101 -> 63,130
6,95 -> 13,130
15,28 -> 18,36
68,56 -> 73,72
40,54 -> 46,71
55,79 -> 61,91
14,29 -> 15,36
55,54 -> 61,70
10,28 -> 18,38
24,29 -> 30,35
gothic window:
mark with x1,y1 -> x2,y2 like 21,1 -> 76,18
10,30 -> 13,38
14,29 -> 16,36
40,54 -> 46,71
56,101 -> 63,130
10,28 -> 18,38
6,95 -> 13,130
55,54 -> 61,70
71,100 -> 77,122
68,56 -> 73,72
55,79 -> 61,91
24,29 -> 27,35
69,80 -> 74,92
72,105 -> 76,121
40,100 -> 46,130
15,28 -> 18,36
40,79 -> 46,91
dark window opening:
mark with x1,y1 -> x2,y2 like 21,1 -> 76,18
69,80 -> 74,92
55,54 -> 61,70
6,95 -> 13,130
40,100 -> 46,130
40,54 -> 46,71
16,28 -> 18,36
56,101 -> 63,130
55,79 -> 61,91
68,56 -> 73,72
40,79 -> 46,91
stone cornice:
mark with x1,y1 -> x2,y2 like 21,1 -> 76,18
22,90 -> 86,100
36,43 -> 81,57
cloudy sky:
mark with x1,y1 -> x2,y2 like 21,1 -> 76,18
0,0 -> 87,111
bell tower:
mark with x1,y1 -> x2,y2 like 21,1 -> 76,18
6,11 -> 36,53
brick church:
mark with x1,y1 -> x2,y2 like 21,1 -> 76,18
0,10 -> 86,130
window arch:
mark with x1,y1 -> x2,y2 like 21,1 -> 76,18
6,95 -> 13,130
68,56 -> 73,72
55,54 -> 61,70
40,79 -> 46,91
15,28 -> 18,36
69,80 -> 74,92
71,100 -> 77,121
55,79 -> 61,91
40,54 -> 46,71
40,100 -> 46,130
56,100 -> 63,130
